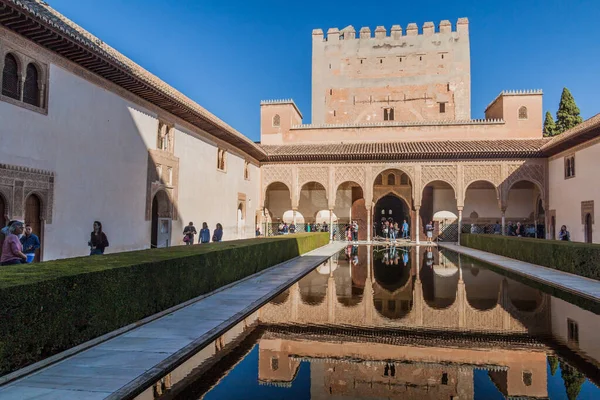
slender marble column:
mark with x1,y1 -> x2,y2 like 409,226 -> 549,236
415,206 -> 421,244
457,207 -> 463,245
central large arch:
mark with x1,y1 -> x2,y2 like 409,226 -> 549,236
374,194 -> 410,238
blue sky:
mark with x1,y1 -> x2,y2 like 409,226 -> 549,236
47,0 -> 600,142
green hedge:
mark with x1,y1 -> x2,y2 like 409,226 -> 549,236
0,233 -> 328,376
461,234 -> 600,280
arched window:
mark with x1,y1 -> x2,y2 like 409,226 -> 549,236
272,114 -> 280,127
518,106 -> 528,120
2,53 -> 20,100
400,173 -> 408,185
387,174 -> 396,186
375,175 -> 383,185
23,63 -> 40,106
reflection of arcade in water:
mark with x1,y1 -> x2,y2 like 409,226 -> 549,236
263,245 -> 549,333
167,246 -> 600,400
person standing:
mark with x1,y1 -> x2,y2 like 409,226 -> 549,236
559,225 -> 570,241
0,218 -> 18,260
289,222 -> 296,234
199,222 -> 211,243
212,223 -> 223,242
515,222 -> 523,237
1,221 -> 27,265
425,220 -> 434,244
20,225 -> 40,263
402,219 -> 409,239
352,220 -> 358,242
493,221 -> 501,234
183,222 -> 197,245
89,221 -> 109,255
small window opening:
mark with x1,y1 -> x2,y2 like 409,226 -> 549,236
271,357 -> 279,371
522,371 -> 532,386
329,89 -> 332,95
329,63 -> 331,69
387,300 -> 396,312
565,156 -> 575,179
380,59 -> 383,64
439,102 -> 446,113
568,319 -> 579,345
387,174 -> 395,185
333,110 -> 336,117
383,107 -> 394,121
441,54 -> 444,59
360,59 -> 363,64
442,373 -> 448,385
272,114 -> 281,127
399,57 -> 402,62
518,106 -> 528,120
419,56 -> 422,61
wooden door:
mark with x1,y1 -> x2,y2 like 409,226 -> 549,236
25,194 -> 42,262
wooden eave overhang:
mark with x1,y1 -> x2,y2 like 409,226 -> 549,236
0,0 -> 267,161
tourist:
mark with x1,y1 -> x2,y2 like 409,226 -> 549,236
402,249 -> 409,266
289,222 -> 296,233
183,221 -> 197,245
426,246 -> 434,268
402,219 -> 409,239
346,225 -> 352,241
278,222 -> 284,234
255,226 -> 261,237
515,222 -> 523,237
282,222 -> 289,234
494,221 -> 501,234
0,218 -> 18,259
389,221 -> 396,242
383,220 -> 389,240
20,225 -> 40,263
426,220 -> 434,243
199,222 -> 210,243
1,221 -> 27,265
88,220 -> 109,255
559,225 -> 571,241
323,221 -> 328,233
212,223 -> 223,242
352,220 -> 358,242
470,224 -> 478,234
306,223 -> 311,233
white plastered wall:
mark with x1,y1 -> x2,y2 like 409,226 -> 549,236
548,141 -> 600,243
0,63 -> 261,260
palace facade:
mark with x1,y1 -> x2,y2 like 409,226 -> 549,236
0,1 -> 598,261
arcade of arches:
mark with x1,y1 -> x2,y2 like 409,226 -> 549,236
262,161 -> 548,241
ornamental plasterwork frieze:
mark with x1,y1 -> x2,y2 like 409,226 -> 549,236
298,166 -> 329,189
334,165 -> 365,190
501,162 -> 546,205
0,163 -> 54,223
421,165 -> 458,195
145,150 -> 179,221
463,164 -> 503,188
262,164 -> 293,192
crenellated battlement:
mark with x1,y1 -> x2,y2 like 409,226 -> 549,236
485,90 -> 543,112
313,18 -> 468,41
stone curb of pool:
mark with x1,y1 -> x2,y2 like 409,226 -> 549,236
107,243 -> 345,400
0,243 -> 343,389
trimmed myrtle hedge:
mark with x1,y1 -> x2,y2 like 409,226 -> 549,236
0,233 -> 328,376
461,234 -> 600,280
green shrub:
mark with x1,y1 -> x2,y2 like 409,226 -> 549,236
461,234 -> 600,280
0,233 -> 328,376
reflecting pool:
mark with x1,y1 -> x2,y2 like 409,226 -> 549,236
160,245 -> 600,399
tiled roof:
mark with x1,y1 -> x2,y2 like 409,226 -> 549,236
1,0 -> 267,160
541,113 -> 600,155
261,139 -> 550,162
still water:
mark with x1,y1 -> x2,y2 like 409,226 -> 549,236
164,245 -> 600,399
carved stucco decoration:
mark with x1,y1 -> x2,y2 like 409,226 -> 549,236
463,164 -> 502,189
421,165 -> 458,195
298,166 -> 329,189
334,165 -> 366,191
262,164 -> 293,201
145,150 -> 179,221
371,165 -> 415,187
0,163 -> 54,223
502,162 -> 545,205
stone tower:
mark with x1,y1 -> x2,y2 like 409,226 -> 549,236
311,19 -> 471,125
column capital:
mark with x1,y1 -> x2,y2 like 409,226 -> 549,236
457,206 -> 464,212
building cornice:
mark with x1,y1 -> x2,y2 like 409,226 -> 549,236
0,0 -> 267,161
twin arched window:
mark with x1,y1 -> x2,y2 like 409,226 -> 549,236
387,174 -> 396,185
272,114 -> 281,127
2,53 -> 43,107
23,63 -> 40,106
518,106 -> 528,120
2,53 -> 19,100
565,156 -> 575,178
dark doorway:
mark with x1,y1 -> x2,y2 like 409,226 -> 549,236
551,216 -> 556,240
374,195 -> 409,237
25,194 -> 42,262
585,213 -> 593,243
151,195 -> 159,248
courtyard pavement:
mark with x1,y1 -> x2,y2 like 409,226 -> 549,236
440,243 -> 600,302
0,242 -> 346,400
